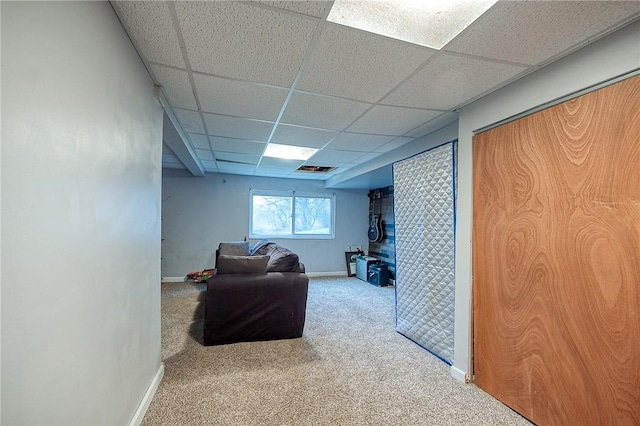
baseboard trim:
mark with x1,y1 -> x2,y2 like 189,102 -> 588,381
306,271 -> 347,278
450,365 -> 468,383
129,363 -> 164,426
161,276 -> 184,283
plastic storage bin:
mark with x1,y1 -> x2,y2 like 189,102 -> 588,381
356,256 -> 379,282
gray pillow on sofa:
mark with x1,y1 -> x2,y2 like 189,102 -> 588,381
218,241 -> 250,256
216,255 -> 269,274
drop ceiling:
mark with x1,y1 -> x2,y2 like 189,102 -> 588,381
112,0 -> 640,187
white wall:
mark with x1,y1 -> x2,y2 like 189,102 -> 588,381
452,20 -> 640,382
161,172 -> 370,276
1,2 -> 163,424
0,3 -> 3,419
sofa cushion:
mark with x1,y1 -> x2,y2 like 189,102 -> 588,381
251,240 -> 301,272
218,241 -> 250,256
216,255 -> 269,274
266,245 -> 300,272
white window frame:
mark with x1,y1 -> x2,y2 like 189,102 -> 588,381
249,189 -> 336,240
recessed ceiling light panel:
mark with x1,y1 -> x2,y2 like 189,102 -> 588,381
327,0 -> 499,50
264,143 -> 318,161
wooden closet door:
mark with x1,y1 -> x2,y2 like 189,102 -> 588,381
473,75 -> 640,425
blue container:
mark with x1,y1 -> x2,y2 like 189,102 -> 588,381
356,256 -> 379,282
368,264 -> 389,286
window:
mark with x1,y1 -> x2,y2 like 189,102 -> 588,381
250,190 -> 335,239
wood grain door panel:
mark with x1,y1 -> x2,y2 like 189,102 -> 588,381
473,75 -> 640,425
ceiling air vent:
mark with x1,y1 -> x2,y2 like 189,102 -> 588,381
296,165 -> 336,173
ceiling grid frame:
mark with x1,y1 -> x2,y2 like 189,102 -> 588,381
110,0 -> 640,184
166,1 -> 218,173
256,0 -> 336,170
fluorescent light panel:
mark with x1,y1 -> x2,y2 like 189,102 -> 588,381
327,0 -> 498,50
264,143 -> 318,160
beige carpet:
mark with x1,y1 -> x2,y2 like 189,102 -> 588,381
143,276 -> 530,425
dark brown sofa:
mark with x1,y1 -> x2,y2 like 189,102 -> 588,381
203,241 -> 309,346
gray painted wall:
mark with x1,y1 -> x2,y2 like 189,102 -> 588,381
1,2 -> 163,424
161,172 -> 370,276
452,20 -> 640,381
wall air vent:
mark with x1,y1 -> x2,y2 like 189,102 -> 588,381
296,165 -> 336,173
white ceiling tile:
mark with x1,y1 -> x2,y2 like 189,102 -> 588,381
200,160 -> 218,172
203,113 -> 274,141
326,132 -> 395,152
214,152 -> 261,165
271,124 -> 339,148
382,54 -> 527,110
175,1 -> 317,86
194,74 -> 288,121
374,137 -> 414,153
350,152 -> 382,164
347,106 -> 442,136
328,166 -> 350,177
122,0 -> 640,185
308,149 -> 365,164
253,1 -> 330,18
282,91 -> 372,130
209,137 -> 266,155
297,24 -> 434,102
174,109 -> 206,134
291,171 -> 329,180
255,169 -> 293,178
195,148 -> 214,161
217,162 -> 257,174
258,157 -> 305,169
404,112 -> 459,138
445,1 -> 640,66
150,64 -> 197,110
112,1 -> 185,68
188,133 -> 210,150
